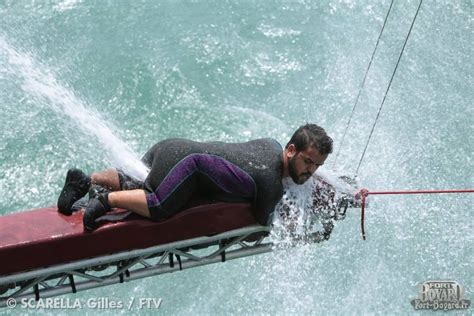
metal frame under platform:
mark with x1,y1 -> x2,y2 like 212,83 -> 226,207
0,225 -> 272,308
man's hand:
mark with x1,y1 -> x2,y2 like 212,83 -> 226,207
355,188 -> 369,201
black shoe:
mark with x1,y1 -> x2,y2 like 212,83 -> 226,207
58,168 -> 91,215
88,184 -> 110,199
83,193 -> 111,232
70,183 -> 110,211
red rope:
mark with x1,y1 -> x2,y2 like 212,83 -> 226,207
358,188 -> 474,241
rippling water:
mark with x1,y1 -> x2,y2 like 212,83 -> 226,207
1,1 -> 472,314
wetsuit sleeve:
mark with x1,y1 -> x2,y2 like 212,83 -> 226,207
254,184 -> 282,226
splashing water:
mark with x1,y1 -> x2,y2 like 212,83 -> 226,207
272,169 -> 361,247
1,35 -> 149,180
1,2 -> 471,313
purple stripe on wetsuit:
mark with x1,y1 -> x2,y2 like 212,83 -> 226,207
146,153 -> 256,209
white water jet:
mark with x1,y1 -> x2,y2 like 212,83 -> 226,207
1,36 -> 149,180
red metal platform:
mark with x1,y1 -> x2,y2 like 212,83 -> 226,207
0,203 -> 256,276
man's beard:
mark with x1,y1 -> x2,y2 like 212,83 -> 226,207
288,155 -> 311,184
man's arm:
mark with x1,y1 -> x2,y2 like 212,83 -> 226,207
255,188 -> 282,226
275,175 -> 357,244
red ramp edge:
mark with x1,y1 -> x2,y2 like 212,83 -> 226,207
0,203 -> 256,275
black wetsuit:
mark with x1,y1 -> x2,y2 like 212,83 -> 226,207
120,138 -> 283,226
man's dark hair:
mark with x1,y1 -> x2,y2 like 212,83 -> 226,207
285,124 -> 333,154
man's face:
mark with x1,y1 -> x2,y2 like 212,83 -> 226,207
288,145 -> 328,184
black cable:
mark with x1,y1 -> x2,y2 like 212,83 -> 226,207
355,0 -> 423,176
332,0 -> 395,168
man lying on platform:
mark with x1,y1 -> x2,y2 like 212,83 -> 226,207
57,124 -> 334,232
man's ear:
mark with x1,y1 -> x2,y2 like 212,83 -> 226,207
287,144 -> 297,158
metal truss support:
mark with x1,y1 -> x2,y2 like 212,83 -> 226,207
0,225 -> 271,307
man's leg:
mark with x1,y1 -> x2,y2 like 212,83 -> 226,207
90,169 -> 121,191
58,168 -> 137,215
82,189 -> 149,231
83,153 -> 256,231
145,153 -> 256,221
108,190 -> 150,217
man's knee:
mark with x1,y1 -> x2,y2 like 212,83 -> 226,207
117,170 -> 145,190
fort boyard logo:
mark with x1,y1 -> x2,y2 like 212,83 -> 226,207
411,280 -> 470,311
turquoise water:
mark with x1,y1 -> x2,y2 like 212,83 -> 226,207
1,0 -> 472,314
